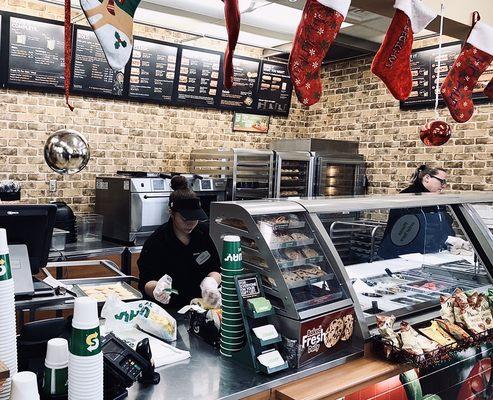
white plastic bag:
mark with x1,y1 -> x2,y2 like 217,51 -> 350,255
101,295 -> 177,342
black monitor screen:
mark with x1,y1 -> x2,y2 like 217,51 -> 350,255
0,205 -> 56,274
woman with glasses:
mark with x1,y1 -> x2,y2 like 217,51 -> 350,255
377,165 -> 454,259
401,164 -> 448,193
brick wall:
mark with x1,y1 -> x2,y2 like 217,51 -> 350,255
0,0 -> 308,211
305,37 -> 493,194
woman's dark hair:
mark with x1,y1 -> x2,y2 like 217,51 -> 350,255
170,175 -> 197,203
410,164 -> 446,184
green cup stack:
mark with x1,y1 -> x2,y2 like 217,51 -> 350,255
68,297 -> 103,399
220,235 -> 245,357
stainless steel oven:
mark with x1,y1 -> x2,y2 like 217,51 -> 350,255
95,173 -> 171,244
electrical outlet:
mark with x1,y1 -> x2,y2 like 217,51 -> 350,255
49,180 -> 57,192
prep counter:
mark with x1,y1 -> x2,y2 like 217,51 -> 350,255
124,314 -> 405,400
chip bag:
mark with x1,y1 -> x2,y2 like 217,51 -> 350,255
101,295 -> 177,342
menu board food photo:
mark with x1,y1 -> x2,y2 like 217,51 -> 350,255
219,56 -> 260,111
256,61 -> 292,116
232,113 -> 270,133
7,16 -> 65,90
72,27 -> 125,97
128,38 -> 178,103
175,47 -> 222,108
401,42 -> 493,109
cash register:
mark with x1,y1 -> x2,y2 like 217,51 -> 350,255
0,204 -> 57,297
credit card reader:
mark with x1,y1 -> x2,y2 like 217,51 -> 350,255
101,333 -> 153,399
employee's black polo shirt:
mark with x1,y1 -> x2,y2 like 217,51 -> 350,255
137,221 -> 220,308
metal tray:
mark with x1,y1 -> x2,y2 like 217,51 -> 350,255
73,281 -> 142,303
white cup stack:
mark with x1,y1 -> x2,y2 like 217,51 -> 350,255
0,229 -> 18,400
68,297 -> 103,400
42,338 -> 69,397
10,371 -> 40,400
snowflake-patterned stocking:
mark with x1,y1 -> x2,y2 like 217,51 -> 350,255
289,0 -> 350,107
442,20 -> 493,123
80,0 -> 141,70
371,0 -> 436,101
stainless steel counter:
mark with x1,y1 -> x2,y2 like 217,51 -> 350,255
126,315 -> 363,400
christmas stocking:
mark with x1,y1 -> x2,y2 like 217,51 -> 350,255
484,77 -> 493,100
371,0 -> 436,101
442,20 -> 493,122
222,0 -> 240,89
289,0 -> 351,107
80,0 -> 141,70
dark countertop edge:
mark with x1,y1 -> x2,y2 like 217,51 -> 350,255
218,349 -> 364,400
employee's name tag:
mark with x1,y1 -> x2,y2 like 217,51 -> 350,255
195,251 -> 211,265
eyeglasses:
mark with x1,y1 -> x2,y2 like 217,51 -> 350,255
431,176 -> 447,186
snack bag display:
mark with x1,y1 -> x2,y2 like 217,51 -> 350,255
440,295 -> 455,324
435,319 -> 471,341
101,296 -> 177,341
419,321 -> 456,347
376,315 -> 401,348
477,294 -> 493,330
400,322 -> 438,354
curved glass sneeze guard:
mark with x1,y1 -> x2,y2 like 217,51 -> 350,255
317,205 -> 493,323
253,212 -> 348,311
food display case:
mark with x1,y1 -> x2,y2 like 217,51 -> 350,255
273,151 -> 314,198
210,193 -> 493,349
190,148 -> 273,200
210,200 -> 366,367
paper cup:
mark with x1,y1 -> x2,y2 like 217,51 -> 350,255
11,371 -> 40,400
221,293 -> 239,303
220,342 -> 243,351
72,297 -> 99,329
46,338 -> 69,368
42,366 -> 68,396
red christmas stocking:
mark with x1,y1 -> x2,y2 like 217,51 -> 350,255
442,21 -> 493,122
289,0 -> 351,107
222,0 -> 240,89
484,77 -> 493,100
371,0 -> 436,101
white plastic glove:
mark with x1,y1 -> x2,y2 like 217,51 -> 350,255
153,274 -> 173,305
446,236 -> 472,254
200,276 -> 221,308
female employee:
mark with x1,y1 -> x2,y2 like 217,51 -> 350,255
400,164 -> 448,194
137,176 -> 221,309
377,165 -> 454,259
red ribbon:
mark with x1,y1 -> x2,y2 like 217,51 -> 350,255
64,0 -> 74,111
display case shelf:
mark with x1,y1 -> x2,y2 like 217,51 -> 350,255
275,255 -> 325,269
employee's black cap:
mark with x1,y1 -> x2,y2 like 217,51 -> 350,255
170,198 -> 207,221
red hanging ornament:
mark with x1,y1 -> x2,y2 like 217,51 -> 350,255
420,120 -> 451,146
419,3 -> 450,147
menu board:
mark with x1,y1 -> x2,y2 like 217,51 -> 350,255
7,16 -> 65,89
72,27 -> 124,96
256,61 -> 292,115
129,38 -> 178,102
175,47 -> 222,107
401,42 -> 493,109
219,56 -> 260,111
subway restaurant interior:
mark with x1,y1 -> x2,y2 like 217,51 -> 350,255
1,0 -> 493,399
